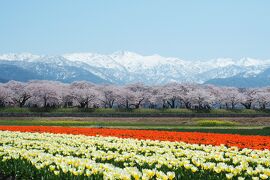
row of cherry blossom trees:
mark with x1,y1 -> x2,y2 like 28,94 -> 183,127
0,80 -> 270,110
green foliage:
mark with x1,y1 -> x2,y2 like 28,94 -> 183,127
173,128 -> 270,136
196,120 -> 238,127
0,107 -> 31,113
263,126 -> 270,130
1,107 -> 270,115
0,117 -> 268,135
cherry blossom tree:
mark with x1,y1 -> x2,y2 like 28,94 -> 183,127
143,86 -> 161,108
97,85 -> 120,108
254,88 -> 270,109
155,83 -> 184,108
163,85 -> 179,108
0,80 -> 269,110
239,88 -> 257,109
0,85 -> 13,107
27,81 -> 62,107
189,86 -> 213,110
4,81 -> 32,107
207,85 -> 225,109
59,84 -> 74,107
125,83 -> 149,109
70,81 -> 99,108
114,83 -> 147,109
221,87 -> 241,109
179,84 -> 195,109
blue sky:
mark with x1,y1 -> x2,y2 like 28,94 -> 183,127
0,0 -> 269,59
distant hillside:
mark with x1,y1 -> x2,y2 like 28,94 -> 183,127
0,59 -> 109,84
0,77 -> 8,83
1,52 -> 270,86
0,64 -> 41,82
205,68 -> 270,87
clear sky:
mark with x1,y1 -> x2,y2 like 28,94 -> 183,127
0,0 -> 269,60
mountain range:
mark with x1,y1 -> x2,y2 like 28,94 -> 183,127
0,51 -> 270,87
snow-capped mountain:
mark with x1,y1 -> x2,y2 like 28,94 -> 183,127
63,51 -> 270,85
64,51 -> 199,84
0,53 -> 41,61
0,51 -> 270,87
0,55 -> 109,83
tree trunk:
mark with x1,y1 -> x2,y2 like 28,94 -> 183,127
167,99 -> 176,108
231,102 -> 235,109
183,102 -> 191,109
125,100 -> 129,109
43,98 -> 47,108
241,103 -> 251,109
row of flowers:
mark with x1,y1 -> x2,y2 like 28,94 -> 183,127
0,130 -> 270,179
0,126 -> 269,150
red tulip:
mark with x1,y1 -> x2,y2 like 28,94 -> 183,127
0,126 -> 269,150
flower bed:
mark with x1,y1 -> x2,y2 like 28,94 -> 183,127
0,130 -> 270,179
0,126 -> 269,150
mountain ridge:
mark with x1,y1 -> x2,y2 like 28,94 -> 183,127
0,52 -> 270,87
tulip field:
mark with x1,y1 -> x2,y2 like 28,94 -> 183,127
0,126 -> 270,179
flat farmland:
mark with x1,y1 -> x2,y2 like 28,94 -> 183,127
0,116 -> 269,135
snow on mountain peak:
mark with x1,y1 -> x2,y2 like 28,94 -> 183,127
0,51 -> 270,85
110,50 -> 139,58
213,58 -> 235,67
239,57 -> 270,67
63,52 -> 121,69
0,53 -> 41,61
